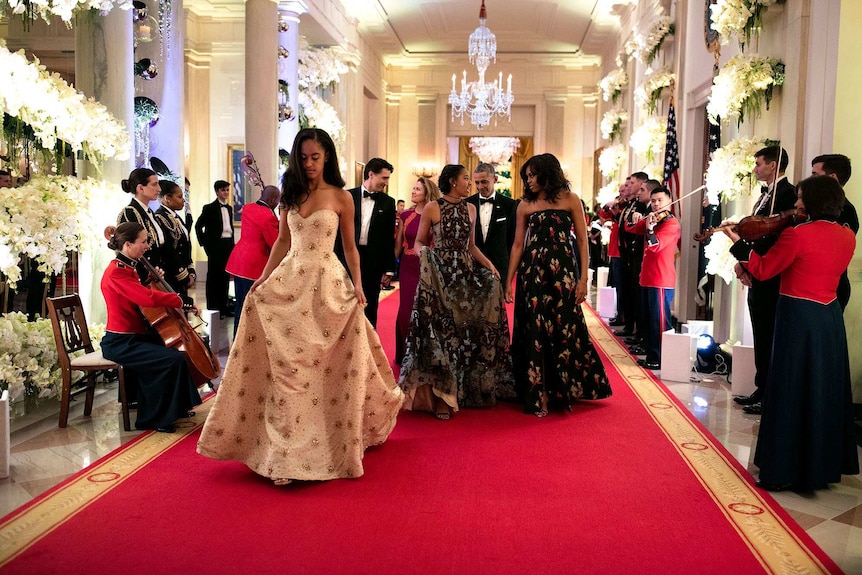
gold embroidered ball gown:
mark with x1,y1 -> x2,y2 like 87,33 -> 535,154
197,209 -> 403,481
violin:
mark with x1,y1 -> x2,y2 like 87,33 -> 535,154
651,209 -> 673,226
105,226 -> 221,385
694,208 -> 808,243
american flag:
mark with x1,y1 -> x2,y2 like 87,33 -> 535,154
662,100 -> 680,214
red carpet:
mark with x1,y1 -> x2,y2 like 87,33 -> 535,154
0,288 -> 841,574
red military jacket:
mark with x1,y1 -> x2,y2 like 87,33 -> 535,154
225,201 -> 280,281
101,256 -> 184,334
628,215 -> 681,289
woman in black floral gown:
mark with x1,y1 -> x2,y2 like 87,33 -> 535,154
504,153 -> 611,417
399,164 -> 515,420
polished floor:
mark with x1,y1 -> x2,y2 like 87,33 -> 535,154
2,296 -> 861,573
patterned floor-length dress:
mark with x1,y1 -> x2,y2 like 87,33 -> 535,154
197,209 -> 403,481
399,198 -> 515,412
512,209 -> 611,414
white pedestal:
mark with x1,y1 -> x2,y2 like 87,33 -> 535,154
597,286 -> 616,319
731,344 -> 757,398
596,266 -> 609,288
587,268 -> 594,297
0,390 -> 9,479
682,321 -> 714,336
203,309 -> 230,353
661,330 -> 697,382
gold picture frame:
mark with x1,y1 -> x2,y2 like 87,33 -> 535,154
355,161 -> 365,188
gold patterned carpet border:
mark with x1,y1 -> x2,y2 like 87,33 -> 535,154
582,305 -> 833,574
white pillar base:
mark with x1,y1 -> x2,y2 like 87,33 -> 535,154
597,286 -> 616,319
661,330 -> 697,383
202,310 -> 230,354
596,266 -> 609,288
731,344 -> 757,398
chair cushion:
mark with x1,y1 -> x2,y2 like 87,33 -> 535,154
70,350 -> 118,369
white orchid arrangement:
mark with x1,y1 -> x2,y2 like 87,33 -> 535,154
600,110 -> 628,144
599,144 -> 627,179
0,40 -> 131,168
707,54 -> 785,125
599,68 -> 628,104
0,0 -> 132,25
704,137 -> 767,203
634,69 -> 675,115
297,91 -> 345,148
0,175 -> 115,287
633,17 -> 675,66
596,182 -> 620,208
296,45 -> 350,151
629,117 -> 667,164
0,313 -> 60,401
710,0 -> 778,49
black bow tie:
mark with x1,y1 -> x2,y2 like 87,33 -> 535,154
363,190 -> 376,199
479,197 -> 494,205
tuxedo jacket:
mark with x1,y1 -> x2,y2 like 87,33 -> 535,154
225,201 -> 280,281
750,177 -> 797,256
117,198 -> 164,282
466,192 -> 518,276
334,187 -> 396,280
154,205 -> 195,291
195,199 -> 235,255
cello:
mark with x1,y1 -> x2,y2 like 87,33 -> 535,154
104,226 -> 222,386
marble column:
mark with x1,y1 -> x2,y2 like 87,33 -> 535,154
75,10 -> 136,323
245,0 -> 279,190
277,3 -> 306,159
142,0 -> 185,180
184,48 -> 212,262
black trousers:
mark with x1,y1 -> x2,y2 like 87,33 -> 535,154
357,245 -> 382,328
205,238 -> 233,312
748,276 -> 780,390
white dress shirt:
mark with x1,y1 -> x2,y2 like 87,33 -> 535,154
478,192 -> 496,241
219,201 -> 232,238
359,186 -> 375,246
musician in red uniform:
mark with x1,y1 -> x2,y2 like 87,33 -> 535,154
627,186 -> 681,370
100,222 -> 202,433
225,185 -> 281,335
728,176 -> 858,491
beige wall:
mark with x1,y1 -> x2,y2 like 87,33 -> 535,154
834,0 -> 862,399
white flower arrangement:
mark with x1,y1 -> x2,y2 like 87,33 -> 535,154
297,91 -> 345,149
633,17 -> 675,66
596,182 -> 620,207
707,54 -> 785,125
297,46 -> 349,91
0,313 -> 60,401
599,144 -> 627,179
704,137 -> 767,203
0,40 -> 131,168
629,117 -> 667,164
1,0 -> 132,25
0,175 -> 115,287
634,69 -> 675,115
703,222 -> 743,284
600,110 -> 628,144
710,0 -> 777,48
599,68 -> 628,105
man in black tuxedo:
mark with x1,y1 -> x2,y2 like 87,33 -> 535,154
732,146 -> 796,414
467,163 -> 518,282
195,179 -> 235,317
334,158 -> 396,328
810,154 -> 858,310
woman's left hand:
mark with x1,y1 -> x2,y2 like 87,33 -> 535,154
488,264 -> 500,280
355,285 -> 367,307
576,280 -> 587,304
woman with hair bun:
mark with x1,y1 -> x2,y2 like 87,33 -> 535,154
154,179 -> 196,299
398,164 -> 515,421
117,168 -> 165,283
100,222 -> 201,433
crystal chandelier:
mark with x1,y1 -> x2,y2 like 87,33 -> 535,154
449,1 -> 514,130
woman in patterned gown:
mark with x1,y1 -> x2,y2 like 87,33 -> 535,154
198,128 -> 402,485
505,153 -> 611,417
394,176 -> 440,364
399,164 -> 515,420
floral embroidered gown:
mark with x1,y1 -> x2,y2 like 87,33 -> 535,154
512,209 -> 611,414
399,198 -> 515,412
197,209 -> 403,481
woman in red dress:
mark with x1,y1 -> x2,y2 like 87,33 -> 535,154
393,176 -> 440,364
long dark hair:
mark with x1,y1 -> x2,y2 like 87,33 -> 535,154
438,164 -> 466,196
520,153 -> 569,203
107,222 -> 145,251
281,128 -> 345,210
121,168 -> 156,195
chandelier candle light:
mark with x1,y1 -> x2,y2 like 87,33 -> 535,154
449,0 -> 514,130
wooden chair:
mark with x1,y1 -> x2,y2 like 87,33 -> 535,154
46,294 -> 130,431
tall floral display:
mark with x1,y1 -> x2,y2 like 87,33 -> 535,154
0,39 -> 130,403
297,45 -> 349,151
